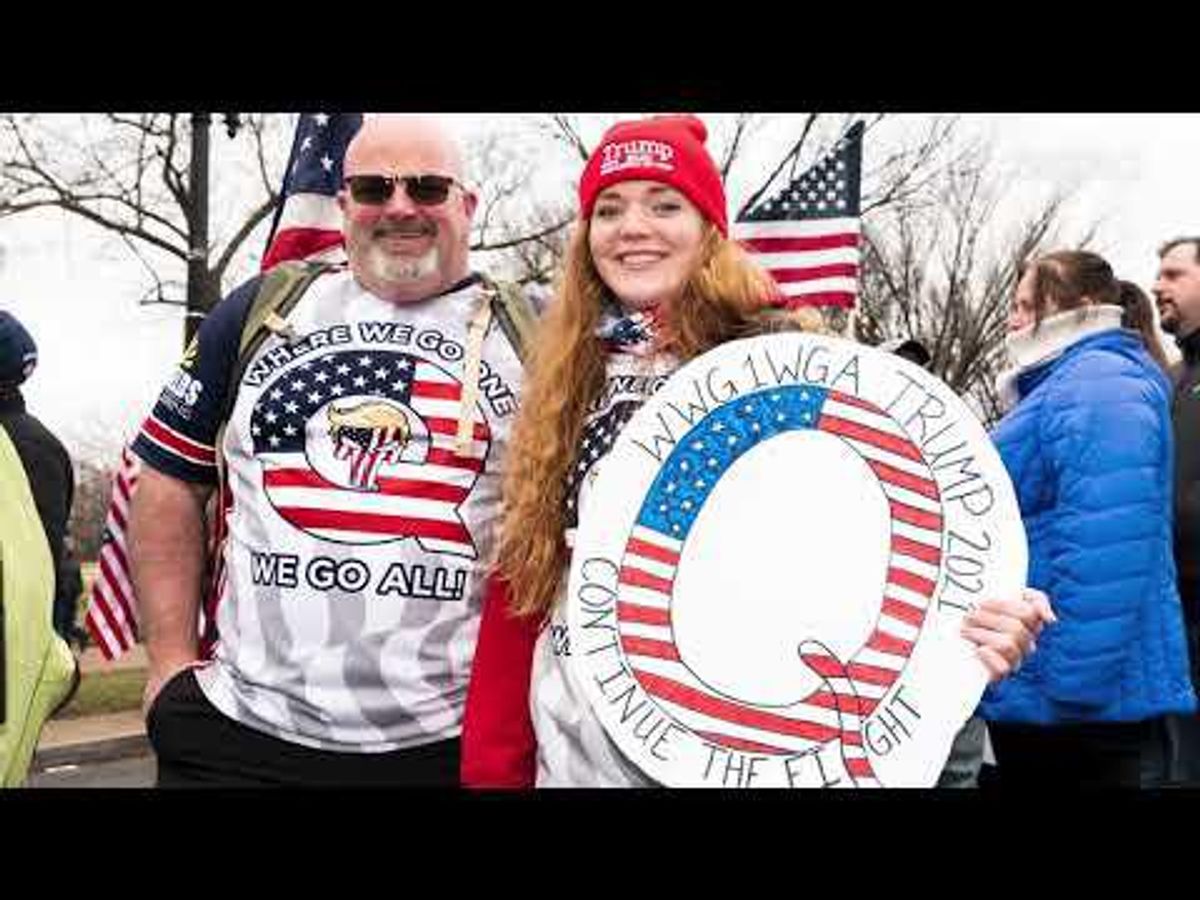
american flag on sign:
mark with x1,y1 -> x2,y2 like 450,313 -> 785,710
84,446 -> 141,659
251,349 -> 490,558
261,113 -> 363,271
733,120 -> 864,309
612,382 -> 940,774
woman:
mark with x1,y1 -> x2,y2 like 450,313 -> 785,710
1117,279 -> 1171,373
980,250 -> 1195,787
462,115 -> 1053,787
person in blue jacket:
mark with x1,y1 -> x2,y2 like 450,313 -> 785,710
980,249 -> 1196,787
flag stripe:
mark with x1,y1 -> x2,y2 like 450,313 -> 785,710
819,414 -> 924,461
620,635 -> 681,661
882,595 -> 927,625
90,578 -> 134,654
634,669 -> 841,743
734,217 -> 860,240
97,554 -> 138,634
616,602 -> 672,626
422,416 -> 491,440
411,381 -> 462,400
807,691 -> 880,716
262,229 -> 344,271
740,233 -> 859,254
888,566 -> 937,597
141,417 -> 217,466
426,447 -> 486,472
625,537 -> 681,567
868,459 -> 940,499
766,263 -> 858,284
776,278 -> 859,296
275,506 -> 470,542
262,467 -> 467,503
801,655 -> 899,688
142,415 -> 216,460
891,534 -> 942,566
889,500 -> 943,531
828,391 -> 881,412
618,566 -> 673,595
868,626 -> 916,657
846,756 -> 875,778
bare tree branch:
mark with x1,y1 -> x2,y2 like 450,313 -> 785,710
551,115 -> 591,163
857,138 -> 1085,424
719,113 -> 753,181
472,216 -> 573,253
213,194 -> 277,279
737,113 -> 819,219
0,112 -> 291,320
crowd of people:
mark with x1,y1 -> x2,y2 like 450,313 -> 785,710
3,114 -> 1198,788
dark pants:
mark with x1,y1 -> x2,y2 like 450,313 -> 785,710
147,668 -> 461,788
1161,611 -> 1200,786
986,718 -> 1170,788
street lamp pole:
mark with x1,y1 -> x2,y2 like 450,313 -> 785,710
182,113 -> 244,348
184,112 -> 211,348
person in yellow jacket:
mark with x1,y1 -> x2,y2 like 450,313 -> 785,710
0,425 -> 77,786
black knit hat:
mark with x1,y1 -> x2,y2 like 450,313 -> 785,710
0,311 -> 38,388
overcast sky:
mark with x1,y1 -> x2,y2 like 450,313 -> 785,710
1,113 -> 1196,463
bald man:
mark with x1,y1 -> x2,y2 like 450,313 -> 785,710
128,116 -> 526,786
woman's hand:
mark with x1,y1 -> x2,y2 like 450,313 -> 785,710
960,588 -> 1056,683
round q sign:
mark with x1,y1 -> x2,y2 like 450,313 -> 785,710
565,333 -> 1026,787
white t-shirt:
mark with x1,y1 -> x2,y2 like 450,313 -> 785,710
134,270 -> 523,751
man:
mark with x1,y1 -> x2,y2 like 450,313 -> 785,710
128,116 -> 525,786
55,538 -> 85,648
1153,236 -> 1200,784
0,310 -> 78,785
0,311 -> 75,622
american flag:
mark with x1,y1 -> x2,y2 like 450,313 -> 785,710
733,120 -> 864,309
85,113 -> 363,660
251,349 -> 490,558
261,113 -> 362,271
84,446 -> 142,658
610,382 -> 941,783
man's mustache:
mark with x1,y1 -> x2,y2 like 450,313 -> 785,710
373,218 -> 437,238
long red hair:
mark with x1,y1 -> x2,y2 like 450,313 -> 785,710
494,219 -> 820,619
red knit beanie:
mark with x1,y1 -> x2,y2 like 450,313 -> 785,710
578,115 -> 728,236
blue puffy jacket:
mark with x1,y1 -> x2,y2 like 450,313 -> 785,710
980,327 -> 1196,724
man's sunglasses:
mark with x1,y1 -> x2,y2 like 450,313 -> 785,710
343,173 -> 464,207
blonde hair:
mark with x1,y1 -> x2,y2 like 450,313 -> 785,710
495,219 -> 821,619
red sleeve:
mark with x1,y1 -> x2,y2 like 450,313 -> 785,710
461,572 -> 541,788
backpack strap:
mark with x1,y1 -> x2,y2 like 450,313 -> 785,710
481,275 -> 539,364
454,277 -> 541,455
214,260 -> 334,483
229,261 -> 334,403
455,297 -> 495,456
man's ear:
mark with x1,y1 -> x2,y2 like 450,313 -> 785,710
462,188 -> 479,221
337,189 -> 348,216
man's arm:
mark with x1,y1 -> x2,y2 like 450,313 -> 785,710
128,464 -> 213,713
124,277 -> 264,712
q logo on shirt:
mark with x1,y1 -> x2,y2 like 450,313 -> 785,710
249,348 -> 491,557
